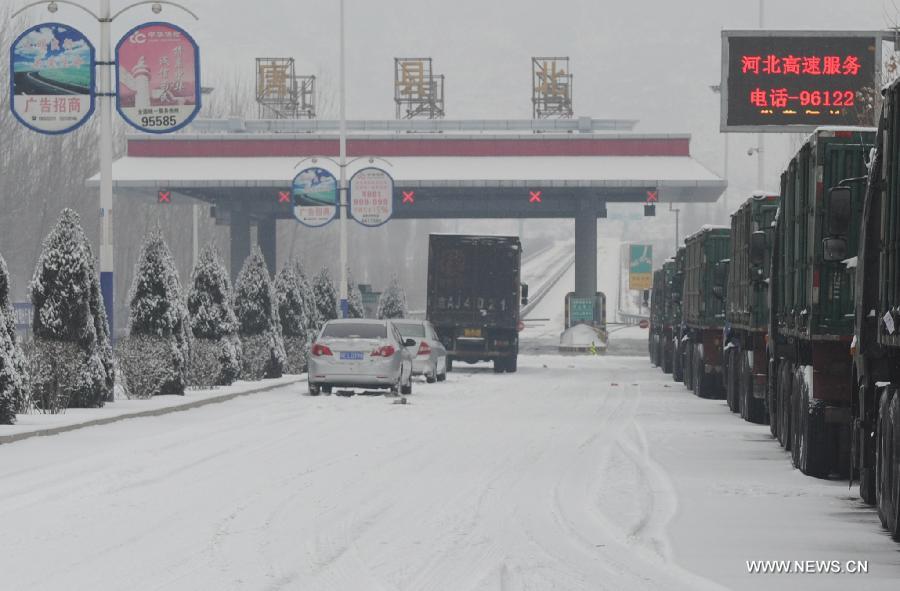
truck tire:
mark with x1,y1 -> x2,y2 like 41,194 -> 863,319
767,355 -> 779,438
876,388 -> 900,539
692,344 -> 704,397
506,356 -> 518,373
672,339 -> 684,383
493,359 -> 505,373
684,341 -> 694,391
726,348 -> 740,413
741,352 -> 766,424
662,339 -> 673,374
777,360 -> 793,450
792,368 -> 829,478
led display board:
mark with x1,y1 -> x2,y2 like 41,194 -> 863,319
721,31 -> 881,132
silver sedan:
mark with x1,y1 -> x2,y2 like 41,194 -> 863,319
308,319 -> 415,395
392,320 -> 448,383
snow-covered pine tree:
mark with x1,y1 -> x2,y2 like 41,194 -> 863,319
0,253 -> 28,424
347,268 -> 365,319
377,275 -> 408,319
0,253 -> 29,418
296,259 -> 322,337
186,245 -> 241,386
118,231 -> 191,397
234,246 -> 285,379
275,259 -> 312,374
29,209 -> 113,410
313,266 -> 339,323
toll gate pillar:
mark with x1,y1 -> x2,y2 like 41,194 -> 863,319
257,216 -> 277,275
230,208 -> 251,281
574,203 -> 598,298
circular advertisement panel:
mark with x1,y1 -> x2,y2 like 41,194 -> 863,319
292,167 -> 338,227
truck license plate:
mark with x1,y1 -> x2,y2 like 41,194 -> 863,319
340,352 -> 364,360
463,328 -> 482,338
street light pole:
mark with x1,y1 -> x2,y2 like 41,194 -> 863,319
338,0 -> 349,318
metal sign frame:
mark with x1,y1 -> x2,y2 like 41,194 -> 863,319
9,22 -> 96,135
115,21 -> 202,134
720,30 -> 886,133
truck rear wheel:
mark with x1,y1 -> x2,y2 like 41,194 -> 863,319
672,339 -> 684,383
684,341 -> 694,391
740,352 -> 766,424
876,388 -> 900,539
506,356 -> 517,373
777,360 -> 792,450
662,339 -> 673,374
726,348 -> 740,413
792,368 -> 829,478
692,344 -> 704,397
767,355 -> 779,438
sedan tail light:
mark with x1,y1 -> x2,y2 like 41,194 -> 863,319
311,343 -> 333,357
417,341 -> 431,356
371,345 -> 396,357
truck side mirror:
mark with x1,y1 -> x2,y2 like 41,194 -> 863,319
520,283 -> 529,306
749,231 -> 767,266
823,237 -> 848,262
827,186 -> 853,236
642,289 -> 650,307
712,286 -> 725,300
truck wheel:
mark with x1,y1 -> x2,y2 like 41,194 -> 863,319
876,388 -> 900,538
741,352 -> 765,424
793,369 -> 829,477
672,339 -> 684,383
662,340 -> 673,374
726,349 -> 739,413
506,356 -> 518,373
684,341 -> 694,391
692,344 -> 703,397
493,359 -> 505,373
767,355 -> 779,438
778,360 -> 793,450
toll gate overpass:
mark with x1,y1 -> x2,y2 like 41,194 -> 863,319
93,117 -> 726,299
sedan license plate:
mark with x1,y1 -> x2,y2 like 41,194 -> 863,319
463,328 -> 482,338
340,351 -> 364,360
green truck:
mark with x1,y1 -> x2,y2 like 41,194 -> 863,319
649,259 -> 679,373
724,193 -> 778,423
682,226 -> 731,398
768,127 -> 875,478
853,86 -> 900,538
671,246 -> 687,382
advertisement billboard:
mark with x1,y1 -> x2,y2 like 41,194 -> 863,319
292,167 -> 338,227
629,244 -> 652,290
9,23 -> 95,134
349,167 -> 394,227
116,22 -> 200,133
721,31 -> 879,132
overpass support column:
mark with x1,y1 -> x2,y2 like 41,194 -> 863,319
230,208 -> 251,281
257,216 -> 277,276
574,203 -> 598,298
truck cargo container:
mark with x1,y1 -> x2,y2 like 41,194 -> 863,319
426,234 -> 528,373
852,89 -> 900,538
682,226 -> 731,398
724,193 -> 778,423
767,127 -> 875,478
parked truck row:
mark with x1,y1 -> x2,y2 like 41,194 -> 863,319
648,124 -> 899,540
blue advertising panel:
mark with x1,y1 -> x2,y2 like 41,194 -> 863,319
292,167 -> 338,227
10,23 -> 95,134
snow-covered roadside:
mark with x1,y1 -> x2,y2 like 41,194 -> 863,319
0,374 -> 306,444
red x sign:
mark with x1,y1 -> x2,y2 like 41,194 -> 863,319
646,190 -> 658,203
158,191 -> 171,204
278,191 -> 291,203
402,191 -> 415,204
529,190 -> 542,203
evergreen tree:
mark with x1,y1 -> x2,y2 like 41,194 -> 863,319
294,259 -> 321,336
377,275 -> 408,319
120,231 -> 190,397
0,253 -> 27,423
186,245 -> 241,385
275,258 -> 312,374
30,209 -> 113,408
234,246 -> 285,379
347,268 -> 365,319
313,266 -> 339,323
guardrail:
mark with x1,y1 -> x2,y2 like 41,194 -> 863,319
522,254 -> 575,318
618,311 -> 650,326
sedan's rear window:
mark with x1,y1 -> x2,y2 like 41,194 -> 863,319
321,323 -> 387,339
394,323 -> 425,338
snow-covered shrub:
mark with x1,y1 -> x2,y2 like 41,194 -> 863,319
29,209 -> 114,409
28,339 -> 89,413
377,275 -> 408,319
0,253 -> 28,423
313,266 -> 339,323
275,259 -> 315,374
347,268 -> 365,318
234,246 -> 285,379
119,231 -> 190,397
186,245 -> 241,386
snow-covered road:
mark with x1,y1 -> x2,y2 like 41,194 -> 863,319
2,356 -> 898,590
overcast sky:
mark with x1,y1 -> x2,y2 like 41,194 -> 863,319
39,0 -> 893,200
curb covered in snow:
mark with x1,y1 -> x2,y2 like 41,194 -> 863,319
0,375 -> 306,446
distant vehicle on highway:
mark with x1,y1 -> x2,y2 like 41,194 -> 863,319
308,319 -> 415,396
393,320 -> 448,383
426,234 -> 528,373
